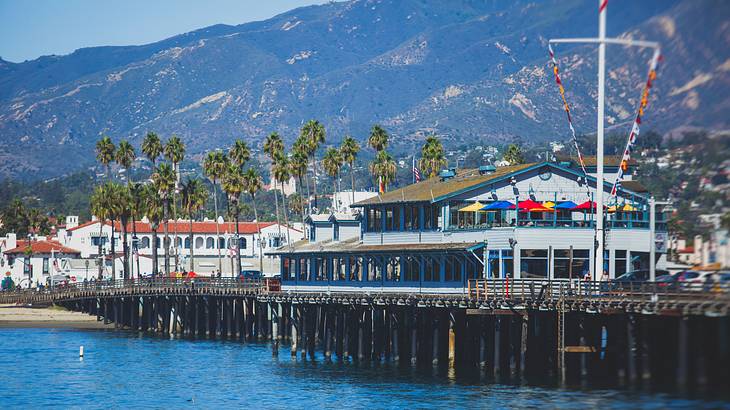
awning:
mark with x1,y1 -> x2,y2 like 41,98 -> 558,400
458,201 -> 486,212
481,201 -> 515,211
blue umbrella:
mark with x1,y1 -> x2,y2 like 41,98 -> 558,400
481,200 -> 515,211
554,201 -> 578,210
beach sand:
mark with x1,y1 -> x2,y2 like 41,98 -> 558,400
0,304 -> 114,329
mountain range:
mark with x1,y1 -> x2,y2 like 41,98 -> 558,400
0,0 -> 728,179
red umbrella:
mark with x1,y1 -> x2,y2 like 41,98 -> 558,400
517,199 -> 552,212
571,200 -> 605,211
187,271 -> 197,278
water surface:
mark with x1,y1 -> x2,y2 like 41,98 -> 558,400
0,328 -> 727,409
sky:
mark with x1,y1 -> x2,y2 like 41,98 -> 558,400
0,0 -> 329,63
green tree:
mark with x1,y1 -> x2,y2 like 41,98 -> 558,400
243,168 -> 264,271
300,120 -> 325,210
203,150 -> 228,273
272,154 -> 292,246
290,142 -> 309,224
322,147 -> 343,205
339,135 -> 360,204
369,150 -> 397,192
503,144 -> 525,165
419,135 -> 447,178
95,135 -> 116,179
181,178 -> 209,272
229,139 -> 251,169
115,140 -> 135,181
368,124 -> 389,152
141,183 -> 163,277
263,133 -> 284,238
141,132 -> 163,166
90,183 -> 113,279
128,182 -> 145,277
152,163 -> 176,276
164,135 -> 185,271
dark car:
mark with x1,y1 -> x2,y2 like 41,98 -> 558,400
603,269 -> 669,292
239,270 -> 262,281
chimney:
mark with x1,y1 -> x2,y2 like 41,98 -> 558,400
65,215 -> 79,229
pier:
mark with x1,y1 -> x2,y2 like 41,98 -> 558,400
2,278 -> 729,391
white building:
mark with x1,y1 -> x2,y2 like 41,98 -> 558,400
331,191 -> 378,213
0,233 -> 84,288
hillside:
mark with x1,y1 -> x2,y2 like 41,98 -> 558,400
0,0 -> 727,179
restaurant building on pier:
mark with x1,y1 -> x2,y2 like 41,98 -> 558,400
270,158 -> 668,292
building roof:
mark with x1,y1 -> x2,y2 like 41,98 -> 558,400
554,154 -> 636,167
4,240 -> 81,255
306,214 -> 333,223
618,180 -> 648,193
354,163 -> 534,206
269,237 -> 484,255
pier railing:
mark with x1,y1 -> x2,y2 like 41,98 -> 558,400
467,278 -> 730,303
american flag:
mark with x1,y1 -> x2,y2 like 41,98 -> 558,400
412,157 -> 422,183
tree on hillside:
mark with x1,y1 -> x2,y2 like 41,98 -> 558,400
368,124 -> 389,152
339,136 -> 360,204
504,144 -> 525,165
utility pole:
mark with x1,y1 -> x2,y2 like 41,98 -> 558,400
550,0 -> 661,281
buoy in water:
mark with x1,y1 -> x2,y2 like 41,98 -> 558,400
79,346 -> 84,358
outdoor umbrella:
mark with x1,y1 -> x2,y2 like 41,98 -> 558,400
571,200 -> 603,211
543,201 -> 556,209
517,199 -> 553,212
554,201 -> 578,209
458,201 -> 486,212
481,201 -> 515,211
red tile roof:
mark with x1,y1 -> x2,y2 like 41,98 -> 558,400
4,240 -> 81,255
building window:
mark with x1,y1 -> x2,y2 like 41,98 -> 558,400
423,256 -> 439,282
43,258 -> 49,275
240,238 -> 247,249
195,237 -> 204,249
282,257 -> 292,280
175,238 -> 182,248
445,255 -> 462,282
298,258 -> 309,281
333,223 -> 339,241
218,238 -> 226,250
424,204 -> 440,230
520,249 -> 548,278
488,250 -> 500,278
502,250 -> 514,278
91,236 -> 107,247
349,256 -> 363,281
184,238 -> 191,249
373,208 -> 382,231
206,237 -> 215,249
156,237 -> 161,249
404,256 -> 419,282
24,257 -> 32,277
386,256 -> 400,281
615,250 -> 627,276
314,257 -> 325,281
141,237 -> 150,249
553,249 -> 590,279
385,207 -> 395,231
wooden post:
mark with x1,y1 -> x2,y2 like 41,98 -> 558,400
520,313 -> 528,381
291,304 -> 298,357
448,313 -> 456,369
493,316 -> 501,378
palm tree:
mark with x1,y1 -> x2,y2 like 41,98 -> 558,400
95,135 -> 116,180
323,147 -> 343,210
222,164 -> 245,276
114,184 -> 133,280
141,184 -> 163,277
181,178 -> 209,272
90,184 -> 111,279
152,163 -> 176,276
369,150 -> 397,192
164,135 -> 185,271
503,143 -> 525,165
141,132 -> 163,166
300,120 -> 325,210
105,182 -> 124,281
203,150 -> 228,273
292,138 -> 310,214
229,139 -> 251,169
264,132 -> 285,238
128,182 -> 145,278
339,136 -> 360,204
272,154 -> 292,247
368,124 -> 389,152
115,140 -> 136,182
243,168 -> 264,272
419,135 -> 447,178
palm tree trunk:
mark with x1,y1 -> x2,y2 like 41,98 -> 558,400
350,161 -> 356,205
172,180 -> 179,273
281,186 -> 292,247
311,156 -> 318,210
235,208 -> 242,277
213,181 -> 222,273
110,219 -> 117,281
121,216 -> 129,280
305,169 -> 312,214
97,221 -> 104,279
133,217 -> 140,279
273,181 -> 282,239
189,218 -> 194,273
252,195 -> 263,274
151,227 -> 158,277
163,199 -> 170,277
298,176 -> 306,233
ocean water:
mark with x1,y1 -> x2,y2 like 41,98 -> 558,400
0,328 -> 727,409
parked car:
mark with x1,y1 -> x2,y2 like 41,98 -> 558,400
603,269 -> 669,291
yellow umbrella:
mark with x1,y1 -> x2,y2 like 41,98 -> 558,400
543,201 -> 556,209
458,201 -> 486,212
621,204 -> 638,212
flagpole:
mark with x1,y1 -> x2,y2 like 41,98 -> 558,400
412,156 -> 415,184
595,0 -> 606,281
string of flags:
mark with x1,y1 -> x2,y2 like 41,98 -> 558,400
548,43 -> 589,178
610,49 -> 661,197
